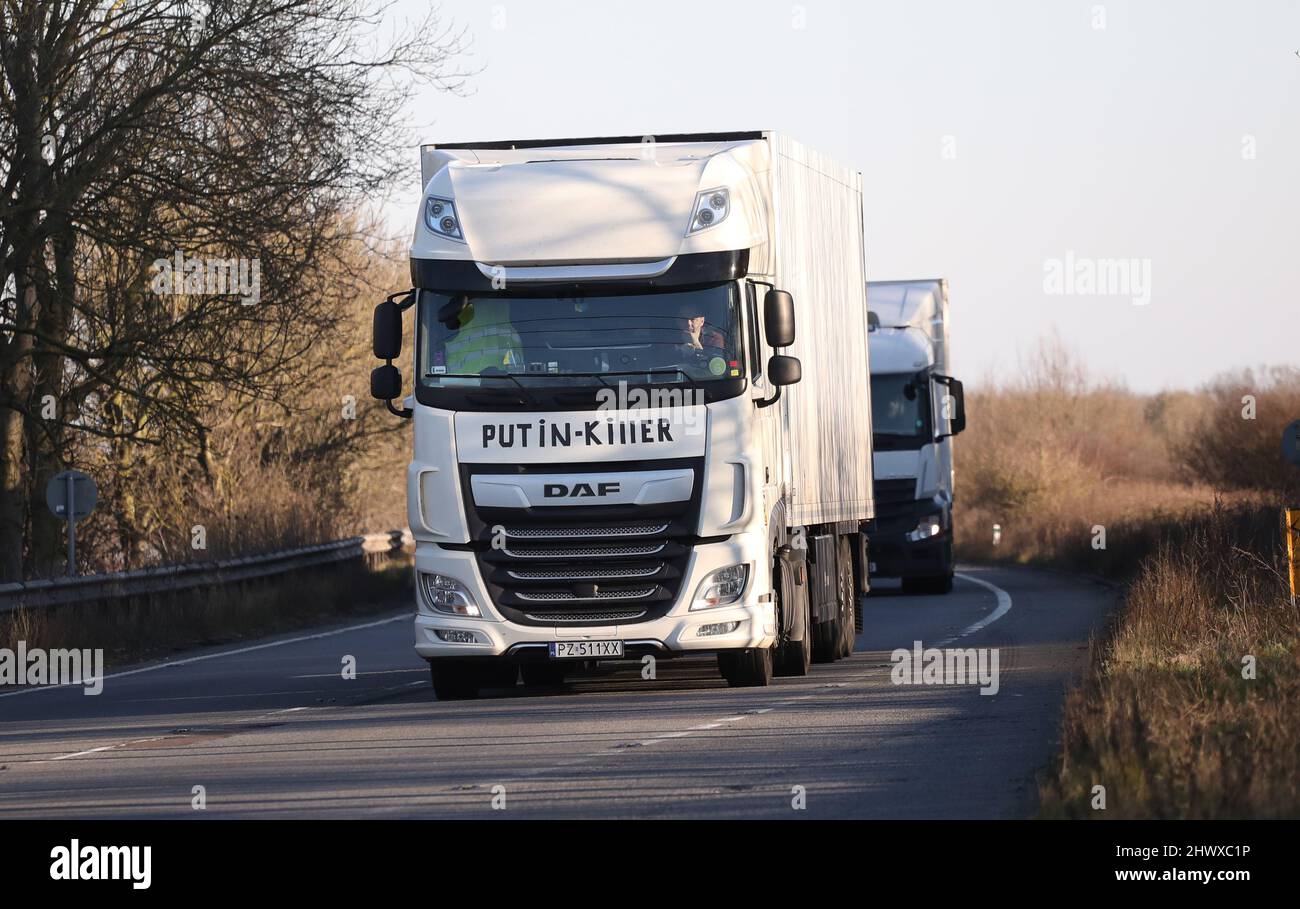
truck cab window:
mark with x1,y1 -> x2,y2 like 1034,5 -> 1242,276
418,283 -> 743,388
869,372 -> 933,450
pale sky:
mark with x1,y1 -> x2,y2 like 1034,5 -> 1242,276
381,0 -> 1300,391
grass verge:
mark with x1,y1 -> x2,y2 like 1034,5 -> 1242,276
1034,501 -> 1300,817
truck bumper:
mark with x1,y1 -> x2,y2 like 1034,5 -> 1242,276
866,530 -> 953,580
411,535 -> 777,662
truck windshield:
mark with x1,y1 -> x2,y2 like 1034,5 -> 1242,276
870,372 -> 932,450
418,283 -> 743,387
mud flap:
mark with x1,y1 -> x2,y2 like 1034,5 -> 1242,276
776,544 -> 809,641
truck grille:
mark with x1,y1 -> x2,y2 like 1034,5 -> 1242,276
463,459 -> 703,628
503,523 -> 668,539
507,564 -> 660,581
873,477 -> 919,531
516,586 -> 656,602
524,609 -> 647,623
500,541 -> 667,559
478,522 -> 685,625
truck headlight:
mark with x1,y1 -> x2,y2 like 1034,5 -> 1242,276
687,187 -> 729,233
907,515 -> 944,542
419,572 -> 481,616
424,196 -> 465,242
690,564 -> 749,611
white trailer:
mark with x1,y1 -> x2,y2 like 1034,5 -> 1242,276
371,131 -> 874,697
865,279 -> 966,593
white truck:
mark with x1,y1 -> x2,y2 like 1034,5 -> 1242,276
864,279 -> 966,594
370,131 -> 875,699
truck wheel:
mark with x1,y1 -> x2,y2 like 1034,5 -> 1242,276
430,662 -> 481,701
836,537 -> 857,658
718,648 -> 773,687
776,567 -> 812,677
811,614 -> 839,663
812,538 -> 850,663
520,663 -> 567,688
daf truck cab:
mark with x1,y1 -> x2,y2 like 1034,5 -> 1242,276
865,279 -> 965,595
371,132 -> 875,699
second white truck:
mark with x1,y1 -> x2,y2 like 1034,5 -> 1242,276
865,279 -> 966,594
371,131 -> 875,697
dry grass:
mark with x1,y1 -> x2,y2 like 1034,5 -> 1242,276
955,338 -> 1300,818
953,341 -> 1294,577
1039,504 -> 1300,818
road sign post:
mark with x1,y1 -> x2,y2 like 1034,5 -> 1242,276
45,470 -> 98,577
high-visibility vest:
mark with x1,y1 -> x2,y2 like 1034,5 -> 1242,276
444,300 -> 522,374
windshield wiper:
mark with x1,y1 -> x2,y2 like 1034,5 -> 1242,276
427,371 -> 542,406
560,368 -> 704,392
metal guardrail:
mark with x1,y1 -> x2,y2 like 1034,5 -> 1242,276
0,530 -> 413,613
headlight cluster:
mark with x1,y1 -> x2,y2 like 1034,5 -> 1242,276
687,187 -> 729,233
419,572 -> 480,616
424,196 -> 464,242
907,514 -> 944,542
690,564 -> 749,611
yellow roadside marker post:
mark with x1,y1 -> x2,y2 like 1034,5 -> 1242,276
1285,421 -> 1300,607
1288,509 -> 1299,608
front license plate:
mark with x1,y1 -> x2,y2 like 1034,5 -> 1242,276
549,640 -> 625,659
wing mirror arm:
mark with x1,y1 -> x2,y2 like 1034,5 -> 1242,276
756,386 -> 783,409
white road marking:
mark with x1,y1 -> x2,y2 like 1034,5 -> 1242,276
29,690 -> 349,765
290,669 -> 426,680
599,573 -> 1014,755
46,744 -> 128,762
38,735 -> 169,764
935,572 -> 1013,646
0,613 -> 409,700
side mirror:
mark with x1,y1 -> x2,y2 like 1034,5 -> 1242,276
768,355 -> 802,387
371,364 -> 402,401
757,355 -> 801,409
763,289 -> 795,347
373,300 -> 402,361
933,375 -> 966,437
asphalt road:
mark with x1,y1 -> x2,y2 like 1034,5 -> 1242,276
0,564 -> 1115,819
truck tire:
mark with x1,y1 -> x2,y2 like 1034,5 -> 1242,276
775,563 -> 812,677
430,662 -> 481,701
812,537 -> 852,663
836,537 -> 857,658
520,662 -> 567,688
718,647 -> 773,687
811,613 -> 839,663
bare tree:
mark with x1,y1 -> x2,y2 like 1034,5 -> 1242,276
0,1 -> 467,579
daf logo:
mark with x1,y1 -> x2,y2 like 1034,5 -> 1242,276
543,482 -> 621,498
